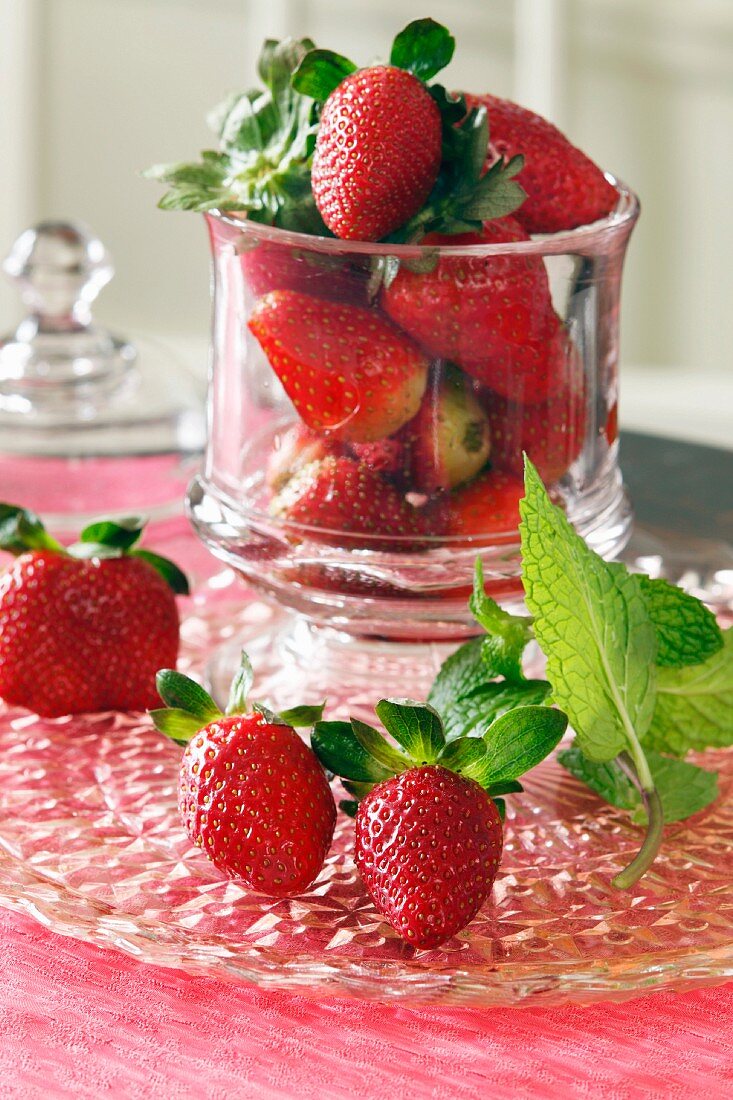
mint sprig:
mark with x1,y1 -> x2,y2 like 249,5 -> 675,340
637,576 -> 723,668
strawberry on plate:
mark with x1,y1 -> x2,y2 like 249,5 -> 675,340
152,654 -> 335,897
0,506 -> 188,717
380,218 -> 565,403
312,698 -> 566,946
248,290 -> 428,442
463,93 -> 618,234
271,454 -> 426,551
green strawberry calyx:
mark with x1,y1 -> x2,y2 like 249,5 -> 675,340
292,18 -> 526,249
312,696 -> 567,818
151,650 -> 325,746
144,37 -> 328,234
0,504 -> 189,595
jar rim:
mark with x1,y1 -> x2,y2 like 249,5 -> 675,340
207,177 -> 639,258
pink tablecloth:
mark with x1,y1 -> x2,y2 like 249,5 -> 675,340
2,906 -> 732,1099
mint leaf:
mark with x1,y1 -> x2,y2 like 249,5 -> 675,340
389,18 -> 455,81
311,721 -> 392,783
155,670 -> 221,724
440,679 -> 551,742
469,558 -> 533,681
647,628 -> 733,754
428,637 -> 486,717
520,459 -> 657,767
291,48 -> 356,101
558,744 -> 719,824
637,576 -> 723,668
374,699 -> 445,763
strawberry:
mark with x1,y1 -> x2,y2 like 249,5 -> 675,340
348,437 -> 409,481
271,454 -> 425,551
152,656 -> 335,897
440,470 -> 525,539
248,290 -> 428,442
238,239 -> 368,306
312,698 -> 567,946
310,65 -> 442,241
482,346 -> 586,484
401,364 -> 491,492
380,218 -> 566,402
463,93 -> 618,234
266,422 -> 343,493
0,507 -> 187,718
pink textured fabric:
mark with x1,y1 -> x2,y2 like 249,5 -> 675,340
1,906 -> 732,1099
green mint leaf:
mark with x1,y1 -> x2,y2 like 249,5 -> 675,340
0,504 -> 63,555
470,558 -> 533,681
520,458 -> 658,765
374,699 -> 445,763
278,702 -> 326,728
428,637 -> 486,718
311,721 -> 393,783
440,679 -> 551,742
481,705 -> 568,785
558,744 -> 719,824
79,517 -> 145,550
226,651 -> 254,715
350,718 -> 412,773
637,576 -> 723,668
149,707 -> 204,745
155,670 -> 221,724
647,628 -> 733,754
130,550 -> 190,595
389,18 -> 455,81
291,48 -> 356,101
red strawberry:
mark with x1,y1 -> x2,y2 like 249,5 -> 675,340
239,240 -> 368,305
380,218 -> 564,402
440,469 -> 525,539
153,659 -> 335,897
348,437 -> 408,481
482,347 -> 586,484
312,66 -> 442,241
271,454 -> 425,551
356,765 -> 503,947
0,508 -> 187,717
266,422 -> 343,493
401,364 -> 491,492
311,698 -> 565,947
248,290 -> 428,442
463,93 -> 618,234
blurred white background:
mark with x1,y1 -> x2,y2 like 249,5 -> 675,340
1,0 -> 731,447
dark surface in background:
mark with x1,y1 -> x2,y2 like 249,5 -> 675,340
622,432 -> 733,542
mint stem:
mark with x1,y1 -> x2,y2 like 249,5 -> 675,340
612,751 -> 664,889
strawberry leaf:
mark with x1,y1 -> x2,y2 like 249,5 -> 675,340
636,575 -> 723,669
374,699 -> 445,763
79,517 -> 144,550
279,702 -> 326,728
0,504 -> 64,555
493,797 -> 506,821
351,718 -> 412,773
312,721 -> 393,783
389,19 -> 455,82
481,705 -> 568,784
291,48 -> 357,101
131,550 -> 190,595
149,707 -> 203,745
155,670 -> 221,724
226,651 -> 254,715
